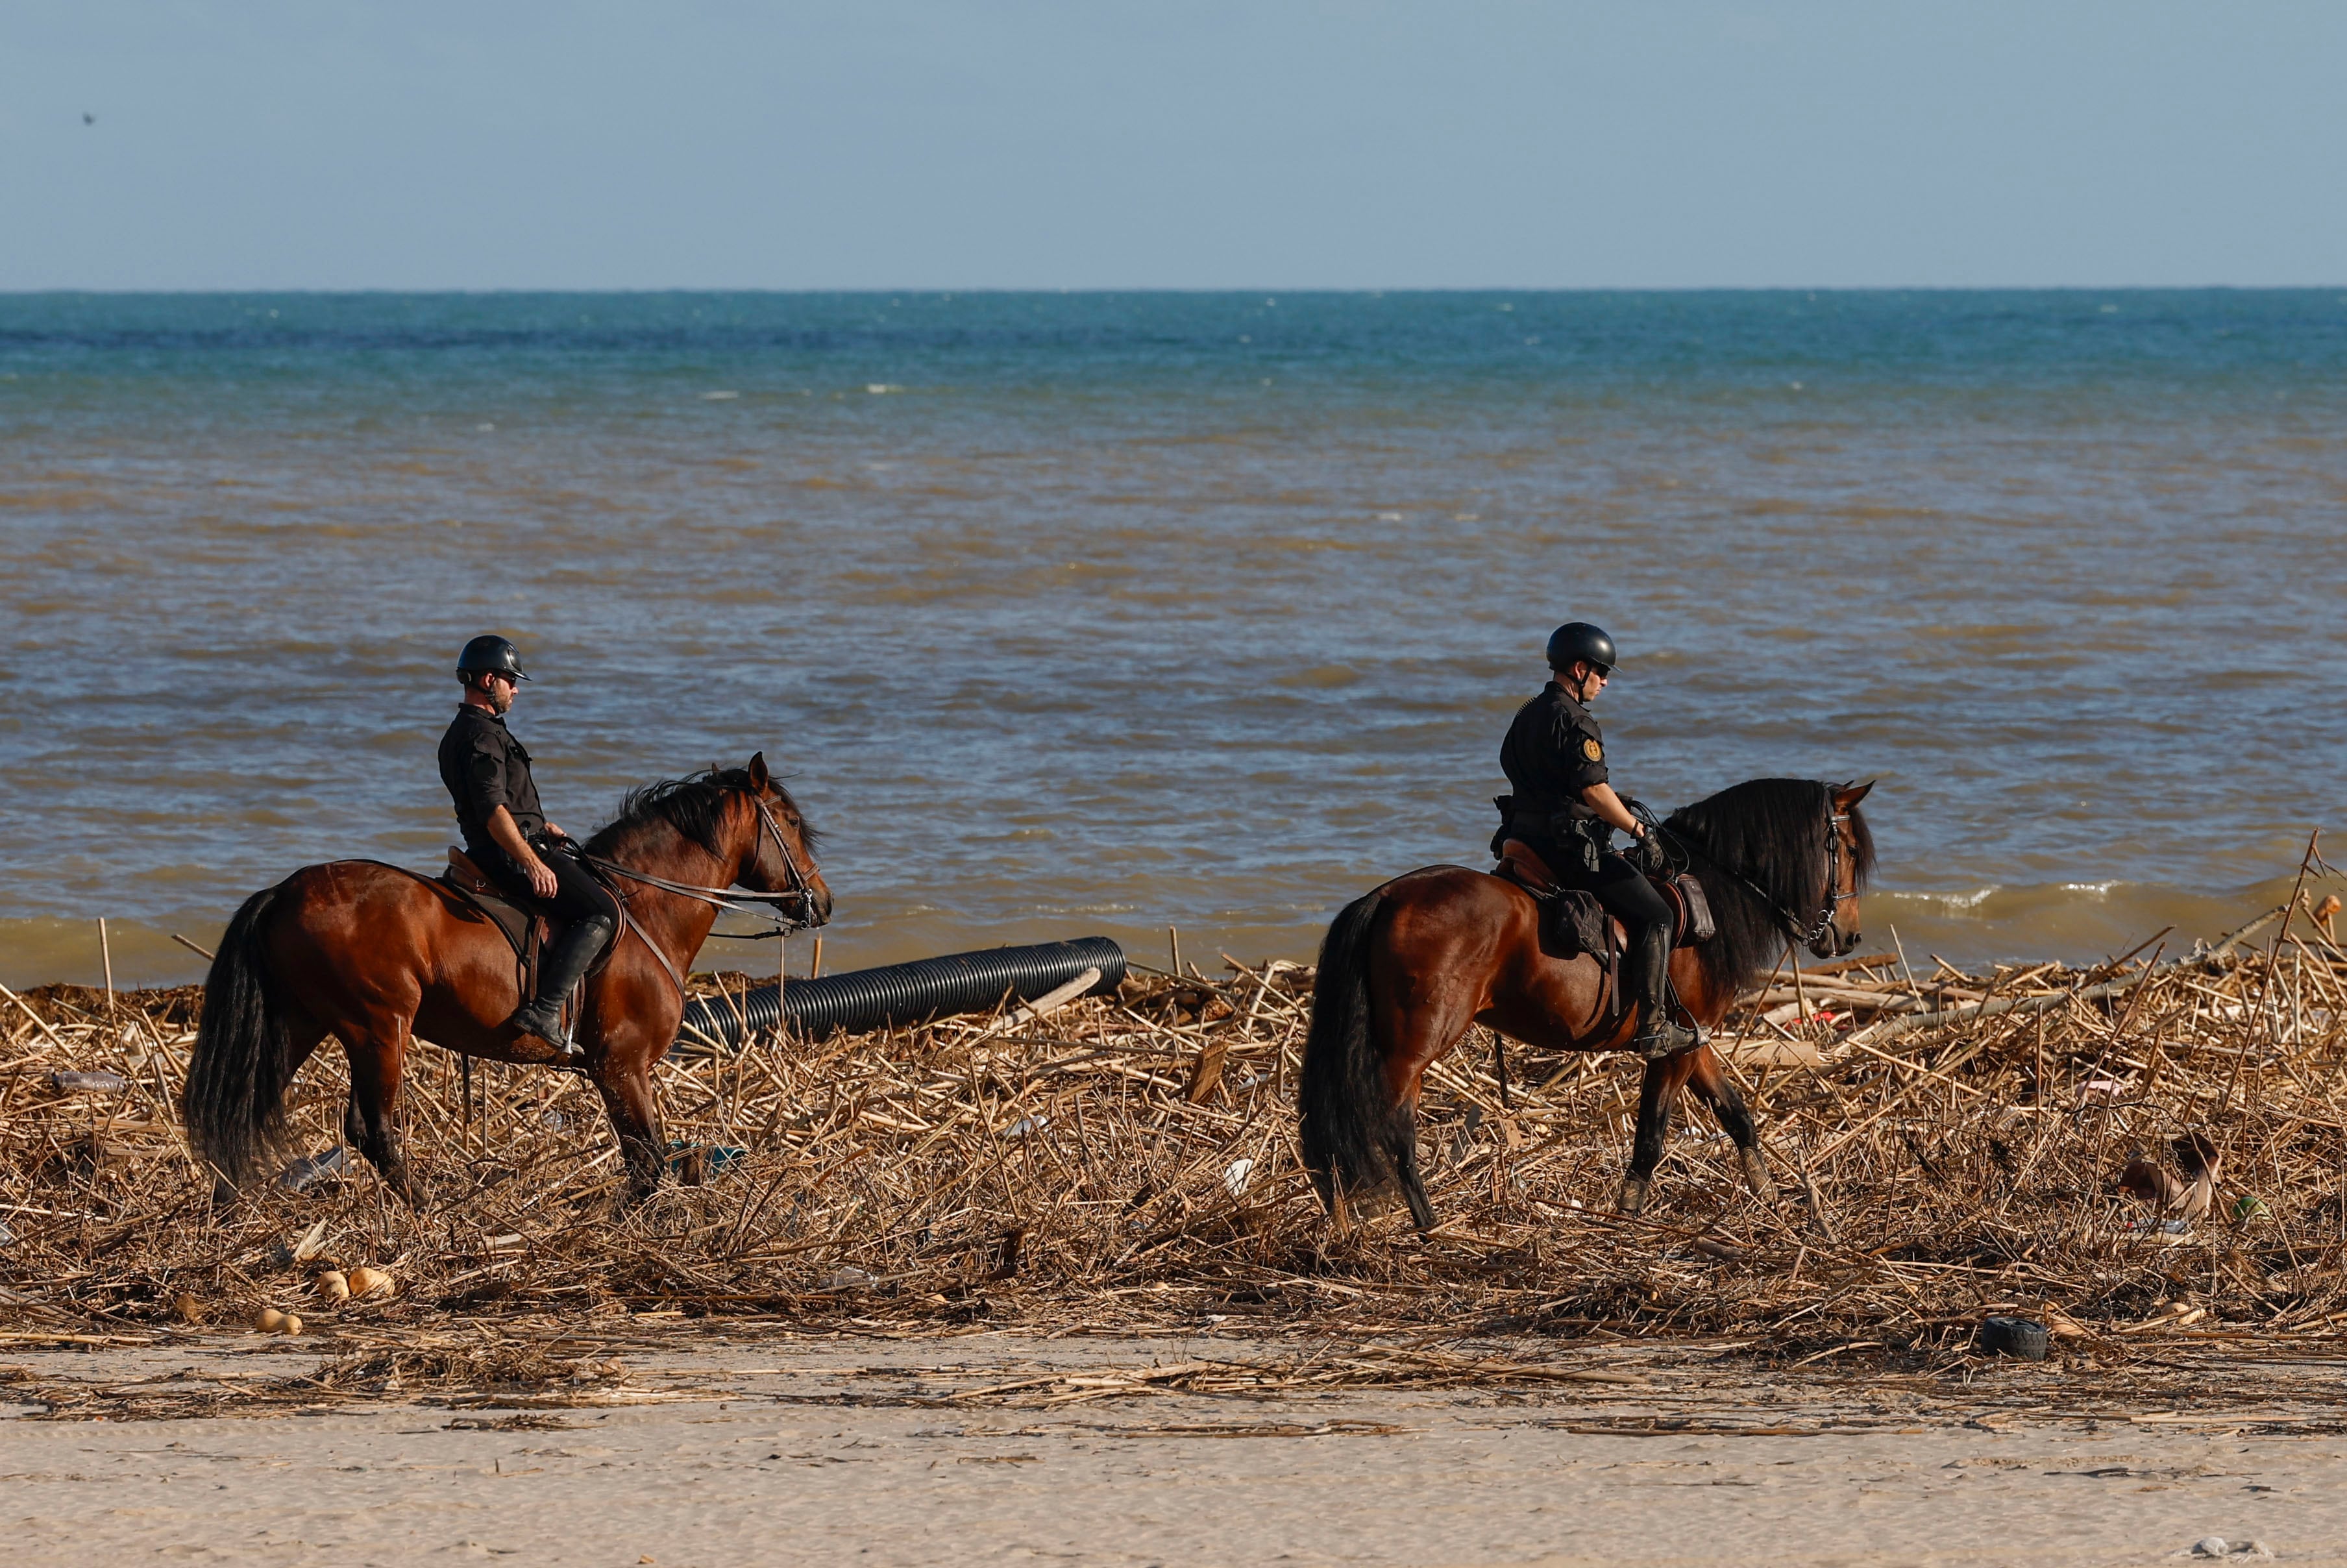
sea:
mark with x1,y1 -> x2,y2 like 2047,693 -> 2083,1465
4,290 -> 2344,990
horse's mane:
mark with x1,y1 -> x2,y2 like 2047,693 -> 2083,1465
1663,778 -> 1875,998
585,766 -> 817,861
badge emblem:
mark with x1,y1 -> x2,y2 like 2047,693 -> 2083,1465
1582,739 -> 1603,761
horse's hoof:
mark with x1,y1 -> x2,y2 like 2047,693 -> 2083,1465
375,1162 -> 430,1209
614,1166 -> 669,1207
1737,1147 -> 1774,1201
614,1184 -> 667,1216
1617,1177 -> 1650,1215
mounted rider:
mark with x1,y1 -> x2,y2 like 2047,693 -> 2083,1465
1497,622 -> 1698,1060
437,635 -> 618,1061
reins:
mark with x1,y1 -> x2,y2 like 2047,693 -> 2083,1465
579,785 -> 824,996
1657,798 -> 1852,951
584,789 -> 819,930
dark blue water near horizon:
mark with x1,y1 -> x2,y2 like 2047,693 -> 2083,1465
6,287 -> 2342,388
4,289 -> 2345,985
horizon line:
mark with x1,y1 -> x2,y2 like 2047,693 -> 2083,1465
5,283 -> 2345,299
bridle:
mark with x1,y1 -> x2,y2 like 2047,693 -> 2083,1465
1660,802 -> 1854,953
580,783 -> 826,994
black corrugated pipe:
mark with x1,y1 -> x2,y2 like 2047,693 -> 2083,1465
676,937 -> 1127,1053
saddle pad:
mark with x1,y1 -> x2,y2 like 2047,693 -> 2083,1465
1491,847 -> 1614,963
1540,889 -> 1612,963
1493,844 -> 1716,957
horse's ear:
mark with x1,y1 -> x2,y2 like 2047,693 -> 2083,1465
747,752 -> 771,789
1835,779 -> 1876,808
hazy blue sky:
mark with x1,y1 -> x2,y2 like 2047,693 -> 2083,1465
6,3 -> 2342,289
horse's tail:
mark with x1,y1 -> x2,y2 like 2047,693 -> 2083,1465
1298,890 -> 1434,1229
185,882 -> 300,1189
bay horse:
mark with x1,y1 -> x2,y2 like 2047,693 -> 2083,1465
186,753 -> 829,1206
1299,778 -> 1874,1229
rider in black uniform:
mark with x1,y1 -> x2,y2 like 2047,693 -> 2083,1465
437,635 -> 617,1060
1499,622 -> 1697,1060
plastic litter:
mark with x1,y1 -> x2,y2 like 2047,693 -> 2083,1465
1222,1157 -> 1255,1197
277,1147 -> 349,1192
821,1266 -> 876,1293
664,1142 -> 748,1181
2119,1217 -> 2194,1236
47,1070 -> 128,1094
1002,1116 -> 1051,1139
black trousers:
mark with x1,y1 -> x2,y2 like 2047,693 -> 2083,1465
1582,851 -> 1673,934
476,839 -> 620,929
1579,850 -> 1676,1023
1529,841 -> 1672,933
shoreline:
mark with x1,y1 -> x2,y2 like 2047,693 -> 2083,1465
1,866 -> 2327,993
3,1329 -> 2333,1566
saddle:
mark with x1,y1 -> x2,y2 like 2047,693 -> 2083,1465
1494,841 -> 1612,962
1492,839 -> 1715,962
439,847 -> 617,1022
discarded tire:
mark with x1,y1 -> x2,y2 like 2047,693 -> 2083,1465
676,937 -> 1127,1052
1978,1316 -> 2049,1360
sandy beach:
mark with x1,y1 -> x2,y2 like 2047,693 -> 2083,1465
6,1329 -> 2345,1566
13,935 -> 2347,1564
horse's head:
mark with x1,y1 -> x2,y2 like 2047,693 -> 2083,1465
1664,776 -> 1880,990
738,751 -> 833,929
1813,779 -> 1876,959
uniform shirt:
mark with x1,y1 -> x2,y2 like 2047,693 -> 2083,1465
437,706 -> 546,854
1499,681 -> 1610,829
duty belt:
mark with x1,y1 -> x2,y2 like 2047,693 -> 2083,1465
1509,798 -> 1603,838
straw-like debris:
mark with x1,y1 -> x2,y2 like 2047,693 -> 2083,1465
8,879 -> 2347,1379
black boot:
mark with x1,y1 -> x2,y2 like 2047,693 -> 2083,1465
508,916 -> 611,1061
1628,923 -> 1701,1060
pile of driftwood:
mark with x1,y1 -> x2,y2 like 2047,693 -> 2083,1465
6,885 -> 2347,1364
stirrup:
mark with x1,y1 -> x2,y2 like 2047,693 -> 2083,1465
1632,1017 -> 1703,1061
508,1003 -> 584,1062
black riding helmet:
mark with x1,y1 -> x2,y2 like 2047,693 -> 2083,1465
1545,622 -> 1617,674
456,634 -> 530,683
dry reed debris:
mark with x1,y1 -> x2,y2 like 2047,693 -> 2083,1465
8,883 -> 2347,1382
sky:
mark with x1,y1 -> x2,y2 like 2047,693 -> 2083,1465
4,2 -> 2343,290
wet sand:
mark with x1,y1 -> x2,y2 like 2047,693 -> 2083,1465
5,1332 -> 2344,1566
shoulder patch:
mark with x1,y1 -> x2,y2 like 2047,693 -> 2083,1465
1582,738 -> 1603,762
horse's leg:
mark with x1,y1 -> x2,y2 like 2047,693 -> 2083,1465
1307,885 -> 1479,1232
591,1055 -> 668,1203
1617,1051 -> 1701,1214
1382,1003 -> 1475,1232
1377,944 -> 1490,1232
1682,1045 -> 1775,1204
341,1019 -> 427,1208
